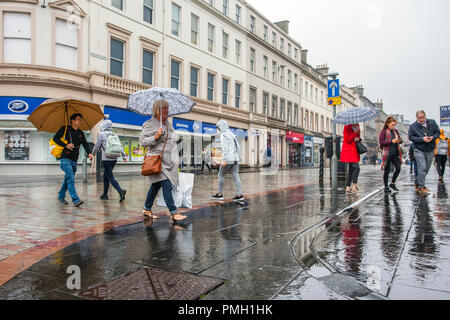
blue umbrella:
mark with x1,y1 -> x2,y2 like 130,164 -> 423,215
333,107 -> 379,125
127,86 -> 195,117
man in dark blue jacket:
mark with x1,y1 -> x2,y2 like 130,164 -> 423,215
408,110 -> 440,195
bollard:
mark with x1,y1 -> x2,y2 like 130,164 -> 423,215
83,157 -> 87,184
319,146 -> 325,182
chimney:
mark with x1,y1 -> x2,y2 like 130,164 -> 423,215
374,99 -> 383,110
301,49 -> 308,64
350,84 -> 364,97
274,21 -> 289,35
315,64 -> 329,75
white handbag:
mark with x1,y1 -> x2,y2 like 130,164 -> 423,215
157,172 -> 195,209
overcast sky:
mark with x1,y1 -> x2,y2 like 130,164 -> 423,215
246,0 -> 450,125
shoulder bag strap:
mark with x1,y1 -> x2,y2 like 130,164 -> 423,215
160,131 -> 169,159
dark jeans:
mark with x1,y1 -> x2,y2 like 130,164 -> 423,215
145,179 -> 177,215
346,162 -> 360,187
435,155 -> 447,177
383,155 -> 401,186
102,160 -> 122,195
202,160 -> 211,172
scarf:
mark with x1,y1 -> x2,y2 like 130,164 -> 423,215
381,129 -> 402,171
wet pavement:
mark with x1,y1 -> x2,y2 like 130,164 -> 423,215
0,165 -> 448,299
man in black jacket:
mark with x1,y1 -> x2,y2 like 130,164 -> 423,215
53,113 -> 93,206
408,110 -> 440,195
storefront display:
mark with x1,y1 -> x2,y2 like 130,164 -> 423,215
313,137 -> 324,166
286,131 -> 303,167
303,136 -> 314,166
4,131 -> 30,160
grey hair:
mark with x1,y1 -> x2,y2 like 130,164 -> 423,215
416,110 -> 426,117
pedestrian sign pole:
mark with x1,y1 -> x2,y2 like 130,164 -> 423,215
327,78 -> 340,189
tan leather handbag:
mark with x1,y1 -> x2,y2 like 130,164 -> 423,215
141,132 -> 169,176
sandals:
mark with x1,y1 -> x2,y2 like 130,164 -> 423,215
142,209 -> 158,220
171,212 -> 187,222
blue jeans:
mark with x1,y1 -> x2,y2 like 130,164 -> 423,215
102,160 -> 122,195
59,158 -> 79,202
145,179 -> 177,215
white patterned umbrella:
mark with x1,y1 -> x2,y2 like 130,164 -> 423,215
333,107 -> 379,125
127,87 -> 195,117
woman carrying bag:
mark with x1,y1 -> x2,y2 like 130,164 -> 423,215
139,100 -> 187,222
379,116 -> 403,193
340,123 -> 362,193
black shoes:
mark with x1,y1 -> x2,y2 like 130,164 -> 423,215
58,198 -> 68,205
211,193 -> 224,200
119,190 -> 127,202
100,194 -> 108,200
74,200 -> 84,207
389,184 -> 399,192
233,195 -> 245,201
384,186 -> 392,193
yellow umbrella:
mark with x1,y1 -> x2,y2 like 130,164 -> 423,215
27,96 -> 104,133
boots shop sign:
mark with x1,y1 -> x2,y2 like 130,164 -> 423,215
8,100 -> 29,113
1,97 -> 48,115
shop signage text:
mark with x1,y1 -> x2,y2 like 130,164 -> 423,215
285,130 -> 304,144
8,100 -> 29,113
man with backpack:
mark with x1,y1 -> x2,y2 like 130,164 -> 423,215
53,113 -> 93,207
92,120 -> 127,202
435,129 -> 450,182
211,120 -> 244,202
408,110 -> 441,195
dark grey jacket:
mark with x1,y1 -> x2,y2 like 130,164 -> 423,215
408,119 -> 440,153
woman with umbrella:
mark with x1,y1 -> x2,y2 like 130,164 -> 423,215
341,123 -> 362,193
139,100 -> 187,222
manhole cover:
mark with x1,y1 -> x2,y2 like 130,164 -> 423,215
78,267 -> 224,300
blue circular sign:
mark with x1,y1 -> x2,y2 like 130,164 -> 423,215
8,100 -> 29,113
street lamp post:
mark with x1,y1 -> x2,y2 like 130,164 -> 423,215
324,72 -> 339,189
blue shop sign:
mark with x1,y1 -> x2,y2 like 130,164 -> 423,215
202,122 -> 217,135
1,97 -> 48,115
173,117 -> 194,132
104,106 -> 148,126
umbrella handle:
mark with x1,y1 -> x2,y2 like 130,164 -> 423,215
65,102 -> 72,143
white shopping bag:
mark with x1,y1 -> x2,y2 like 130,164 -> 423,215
157,172 -> 195,209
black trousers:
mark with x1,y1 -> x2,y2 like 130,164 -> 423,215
346,163 -> 360,187
102,160 -> 122,195
202,160 -> 211,172
435,155 -> 447,177
383,155 -> 401,186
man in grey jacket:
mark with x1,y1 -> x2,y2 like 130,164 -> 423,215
92,120 -> 127,202
211,120 -> 244,201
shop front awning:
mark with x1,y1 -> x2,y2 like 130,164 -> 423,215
285,130 -> 304,144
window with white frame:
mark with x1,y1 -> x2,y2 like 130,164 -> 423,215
315,87 -> 318,103
263,56 -> 268,78
55,18 -> 78,71
191,14 -> 199,45
170,59 -> 180,89
287,101 -> 292,124
171,3 -> 181,36
294,104 -> 298,126
222,31 -> 229,59
207,0 -> 214,6
249,48 -> 255,72
263,25 -> 268,42
208,23 -> 215,53
207,73 -> 215,101
280,99 -> 285,119
250,16 -> 255,33
235,39 -> 241,64
287,70 -> 292,89
222,78 -> 229,105
249,87 -> 256,113
271,95 -> 277,117
112,0 -> 123,10
272,61 -> 277,82
263,92 -> 269,115
3,12 -> 31,64
305,81 -> 308,99
110,38 -> 124,77
235,82 -> 241,108
235,5 -> 241,24
190,66 -> 199,97
310,84 -> 313,101
142,49 -> 154,85
222,0 -> 228,16
143,0 -> 153,24
321,91 -> 324,105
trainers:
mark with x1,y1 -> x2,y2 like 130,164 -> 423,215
211,193 -> 224,200
384,187 -> 392,193
74,199 -> 84,207
233,195 -> 244,201
58,198 -> 68,205
439,176 -> 443,182
419,187 -> 431,195
100,194 -> 108,200
119,190 -> 127,202
389,184 -> 399,192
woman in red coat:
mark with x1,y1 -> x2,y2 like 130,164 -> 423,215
340,123 -> 361,193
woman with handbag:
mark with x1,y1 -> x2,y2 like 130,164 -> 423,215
379,116 -> 403,193
139,100 -> 187,222
340,123 -> 362,193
